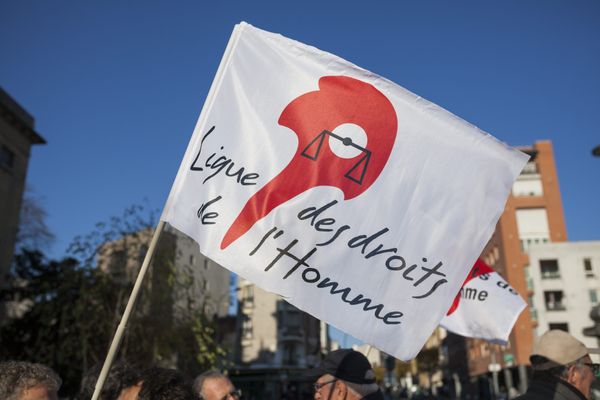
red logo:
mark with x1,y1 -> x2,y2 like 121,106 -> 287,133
446,259 -> 494,316
221,76 -> 398,249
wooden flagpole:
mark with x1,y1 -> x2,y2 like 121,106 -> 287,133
90,220 -> 166,400
90,22 -> 244,400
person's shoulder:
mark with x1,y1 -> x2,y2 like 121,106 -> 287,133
362,390 -> 384,400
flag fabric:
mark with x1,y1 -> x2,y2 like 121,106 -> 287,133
161,22 -> 528,360
441,259 -> 526,344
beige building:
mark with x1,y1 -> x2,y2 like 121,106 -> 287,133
0,87 -> 45,291
236,278 -> 321,367
230,280 -> 323,399
97,225 -> 231,317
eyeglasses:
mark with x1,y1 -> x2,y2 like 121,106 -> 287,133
584,363 -> 600,377
314,379 -> 337,392
220,389 -> 242,400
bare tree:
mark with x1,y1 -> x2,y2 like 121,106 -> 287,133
15,186 -> 55,252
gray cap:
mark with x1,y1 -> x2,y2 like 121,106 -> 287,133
531,330 -> 600,370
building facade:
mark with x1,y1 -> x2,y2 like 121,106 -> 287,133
0,87 -> 45,290
235,278 -> 321,367
232,279 -> 322,399
528,241 -> 600,350
97,224 -> 231,317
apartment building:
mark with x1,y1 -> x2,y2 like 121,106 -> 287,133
0,88 -> 45,291
232,278 -> 322,399
97,225 -> 231,317
235,278 -> 321,367
528,241 -> 600,350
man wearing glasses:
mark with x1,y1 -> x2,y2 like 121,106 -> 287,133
193,371 -> 241,400
311,349 -> 383,400
515,330 -> 599,400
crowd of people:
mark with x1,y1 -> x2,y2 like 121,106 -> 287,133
0,361 -> 236,400
0,330 -> 597,400
0,348 -> 383,400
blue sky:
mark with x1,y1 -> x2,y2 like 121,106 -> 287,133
2,1 -> 599,344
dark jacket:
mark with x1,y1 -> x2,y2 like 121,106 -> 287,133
514,373 -> 586,400
363,389 -> 384,400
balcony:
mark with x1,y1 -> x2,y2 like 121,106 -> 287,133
540,259 -> 560,280
545,302 -> 566,311
544,291 -> 565,311
279,326 -> 303,342
521,238 -> 549,252
521,162 -> 539,175
541,272 -> 561,280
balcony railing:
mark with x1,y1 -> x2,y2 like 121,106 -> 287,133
521,162 -> 538,175
546,303 -> 566,311
541,272 -> 561,279
279,327 -> 304,342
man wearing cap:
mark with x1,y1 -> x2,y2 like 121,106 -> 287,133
515,330 -> 599,400
311,349 -> 383,400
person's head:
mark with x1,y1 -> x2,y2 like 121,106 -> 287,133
531,330 -> 600,399
311,349 -> 381,400
117,367 -> 195,400
0,361 -> 62,400
193,371 -> 241,400
78,361 -> 139,400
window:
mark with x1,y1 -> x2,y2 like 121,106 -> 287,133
585,258 -> 594,278
0,145 -> 15,170
480,343 -> 489,357
549,323 -> 569,332
590,289 -> 598,305
283,343 -> 298,365
544,291 -> 566,311
513,175 -> 543,197
111,249 -> 128,271
521,161 -> 538,175
242,318 -> 253,339
540,259 -> 560,279
525,266 -> 534,290
189,254 -> 195,265
242,285 -> 254,306
515,208 -> 550,252
527,294 -> 538,321
284,311 -> 302,332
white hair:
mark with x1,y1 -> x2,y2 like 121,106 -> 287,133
344,380 -> 380,397
193,371 -> 231,399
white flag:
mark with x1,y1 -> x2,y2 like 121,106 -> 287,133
161,22 -> 528,360
441,259 -> 526,344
